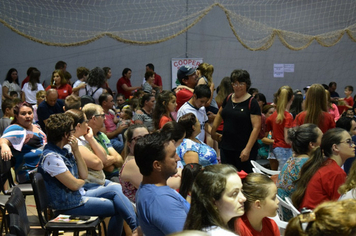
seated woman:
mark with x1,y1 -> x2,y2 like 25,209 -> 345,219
177,113 -> 218,166
292,128 -> 355,210
133,94 -> 155,132
37,113 -> 139,236
184,164 -> 246,235
119,124 -> 183,202
277,124 -> 322,200
0,102 -> 47,183
233,173 -> 280,236
285,199 -> 356,236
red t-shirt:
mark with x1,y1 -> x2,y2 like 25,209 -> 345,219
154,73 -> 162,87
104,113 -> 117,133
116,77 -> 132,99
300,159 -> 346,210
45,83 -> 72,99
235,215 -> 280,236
266,111 -> 293,148
345,96 -> 354,107
159,115 -> 172,129
176,88 -> 193,111
294,111 -> 335,133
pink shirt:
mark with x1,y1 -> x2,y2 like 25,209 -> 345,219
104,113 -> 117,133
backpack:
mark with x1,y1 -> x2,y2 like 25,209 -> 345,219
81,86 -> 100,106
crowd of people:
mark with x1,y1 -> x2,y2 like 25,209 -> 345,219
1,60 -> 356,236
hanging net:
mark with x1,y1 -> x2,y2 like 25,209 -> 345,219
1,0 -> 356,50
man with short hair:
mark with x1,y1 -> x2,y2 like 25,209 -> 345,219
64,94 -> 81,111
99,93 -> 128,154
328,82 -> 340,103
55,61 -> 67,72
176,65 -> 198,111
135,132 -> 189,236
83,103 -> 123,182
37,89 -> 64,132
177,84 -> 211,141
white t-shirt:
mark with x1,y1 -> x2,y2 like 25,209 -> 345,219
203,226 -> 238,236
339,189 -> 356,201
177,101 -> 208,141
22,82 -> 44,104
78,85 -> 103,104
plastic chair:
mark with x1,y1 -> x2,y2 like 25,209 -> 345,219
285,197 -> 300,217
269,215 -> 288,236
276,195 -> 293,220
5,186 -> 30,236
251,160 -> 280,176
31,172 -> 103,236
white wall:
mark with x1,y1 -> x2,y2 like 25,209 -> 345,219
1,6 -> 356,102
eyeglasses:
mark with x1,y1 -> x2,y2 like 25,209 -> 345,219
339,139 -> 355,147
94,114 -> 105,118
232,82 -> 246,87
130,135 -> 143,142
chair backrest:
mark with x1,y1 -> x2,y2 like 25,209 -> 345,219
30,172 -> 51,229
251,160 -> 280,176
269,215 -> 288,236
252,167 -> 262,174
276,195 -> 293,220
5,186 -> 30,236
0,159 -> 15,194
285,197 -> 300,217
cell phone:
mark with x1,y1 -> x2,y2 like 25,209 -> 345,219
69,215 -> 90,221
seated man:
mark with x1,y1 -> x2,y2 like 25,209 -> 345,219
83,103 -> 123,182
135,132 -> 190,236
37,89 -> 64,133
99,93 -> 128,154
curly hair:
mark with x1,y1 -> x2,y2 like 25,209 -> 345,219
5,68 -> 19,84
87,67 -> 106,87
45,113 -> 74,143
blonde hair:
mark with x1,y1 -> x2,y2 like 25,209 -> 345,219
339,159 -> 356,196
197,63 -> 214,87
274,85 -> 293,124
304,84 -> 327,125
285,199 -> 356,236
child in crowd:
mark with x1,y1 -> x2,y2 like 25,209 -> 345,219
344,85 -> 354,108
117,107 -> 133,127
116,93 -> 128,110
142,71 -> 155,94
179,163 -> 202,204
0,99 -> 14,136
266,85 -> 294,170
10,91 -> 18,99
153,90 -> 177,130
33,90 -> 46,123
233,173 -> 280,236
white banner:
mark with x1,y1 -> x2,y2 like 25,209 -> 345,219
171,58 -> 203,88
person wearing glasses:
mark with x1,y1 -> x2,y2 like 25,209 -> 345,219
0,102 -> 47,183
336,116 -> 356,174
38,113 -> 140,236
82,103 -> 123,183
211,69 -> 261,173
292,128 -> 355,210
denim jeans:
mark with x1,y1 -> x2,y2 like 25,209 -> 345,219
60,181 -> 137,236
273,147 -> 293,171
110,137 -> 124,153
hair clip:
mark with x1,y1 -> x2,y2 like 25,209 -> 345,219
299,208 -> 316,231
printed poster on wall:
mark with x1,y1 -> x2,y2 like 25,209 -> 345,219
171,58 -> 203,88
